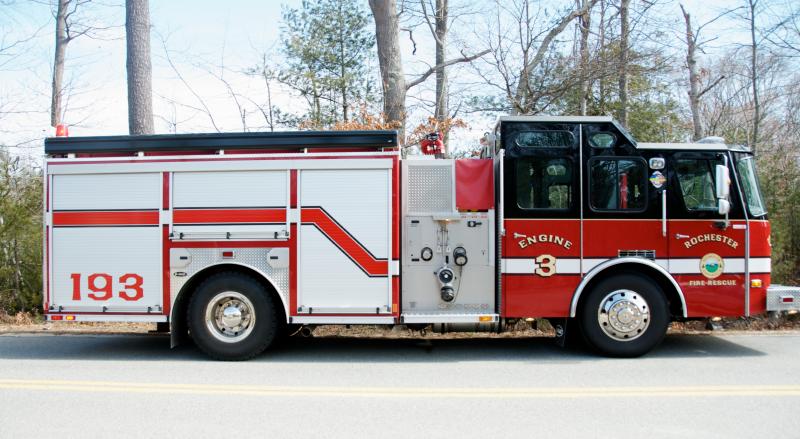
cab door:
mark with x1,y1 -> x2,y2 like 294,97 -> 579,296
667,152 -> 747,316
500,123 -> 582,317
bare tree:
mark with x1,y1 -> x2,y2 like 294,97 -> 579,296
370,0 -> 487,142
746,0 -> 761,150
617,0 -> 630,127
370,0 -> 409,139
49,0 -> 114,128
576,0 -> 593,115
126,0 -> 154,134
680,4 -> 728,140
475,0 -> 596,115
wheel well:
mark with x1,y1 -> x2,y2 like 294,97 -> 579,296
574,263 -> 685,319
170,264 -> 287,343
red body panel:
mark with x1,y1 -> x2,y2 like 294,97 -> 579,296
455,159 -> 494,211
502,219 -> 580,317
583,219 -> 667,258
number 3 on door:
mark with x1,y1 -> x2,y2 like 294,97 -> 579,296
534,254 -> 556,277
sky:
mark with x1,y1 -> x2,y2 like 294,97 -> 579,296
0,0 -> 761,160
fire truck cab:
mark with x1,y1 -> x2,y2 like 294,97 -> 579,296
42,116 -> 798,360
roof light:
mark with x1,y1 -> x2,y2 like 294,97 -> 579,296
55,124 -> 69,137
697,136 -> 725,144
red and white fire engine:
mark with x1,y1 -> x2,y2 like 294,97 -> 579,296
42,116 -> 800,360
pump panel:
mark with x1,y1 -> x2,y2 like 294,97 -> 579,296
401,159 -> 495,318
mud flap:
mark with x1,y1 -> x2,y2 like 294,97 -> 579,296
551,317 -> 584,349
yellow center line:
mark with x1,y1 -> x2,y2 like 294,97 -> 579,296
0,379 -> 799,398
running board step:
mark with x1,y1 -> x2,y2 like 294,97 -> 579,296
401,313 -> 499,324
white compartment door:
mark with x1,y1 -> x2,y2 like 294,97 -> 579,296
297,168 -> 392,314
49,172 -> 163,313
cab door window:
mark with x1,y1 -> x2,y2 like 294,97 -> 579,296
515,157 -> 572,210
675,158 -> 720,212
589,158 -> 647,211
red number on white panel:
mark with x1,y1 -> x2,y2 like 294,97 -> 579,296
118,274 -> 144,301
69,273 -> 145,301
87,273 -> 113,300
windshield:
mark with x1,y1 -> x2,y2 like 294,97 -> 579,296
736,156 -> 766,217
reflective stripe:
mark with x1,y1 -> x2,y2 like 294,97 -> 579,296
501,257 -> 771,275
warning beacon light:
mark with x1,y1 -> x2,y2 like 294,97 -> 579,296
55,124 -> 69,137
420,131 -> 444,157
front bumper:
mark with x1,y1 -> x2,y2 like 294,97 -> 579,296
766,284 -> 800,312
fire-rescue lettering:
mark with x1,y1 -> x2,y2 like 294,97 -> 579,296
683,234 -> 738,249
517,234 -> 572,250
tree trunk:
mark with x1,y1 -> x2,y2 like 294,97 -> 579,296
577,0 -> 591,116
369,0 -> 406,141
126,0 -> 154,135
617,0 -> 630,127
681,5 -> 703,141
50,0 -> 69,128
598,0 -> 606,111
434,0 -> 448,124
434,0 -> 449,149
748,0 -> 760,151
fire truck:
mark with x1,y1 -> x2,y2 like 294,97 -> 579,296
42,116 -> 800,360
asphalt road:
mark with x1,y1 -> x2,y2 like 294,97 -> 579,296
0,332 -> 799,438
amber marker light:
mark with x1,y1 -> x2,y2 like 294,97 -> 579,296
751,279 -> 763,288
479,316 -> 493,322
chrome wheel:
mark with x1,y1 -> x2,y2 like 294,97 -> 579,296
205,291 -> 256,343
597,289 -> 650,342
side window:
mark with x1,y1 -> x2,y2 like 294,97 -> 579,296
589,158 -> 647,211
516,157 -> 572,210
675,159 -> 720,211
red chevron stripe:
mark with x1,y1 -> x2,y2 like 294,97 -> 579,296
301,207 -> 388,277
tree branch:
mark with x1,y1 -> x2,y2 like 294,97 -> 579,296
697,75 -> 726,98
406,49 -> 490,90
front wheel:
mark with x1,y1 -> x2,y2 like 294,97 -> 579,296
188,272 -> 279,360
578,273 -> 669,357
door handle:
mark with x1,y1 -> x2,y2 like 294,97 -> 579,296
674,233 -> 690,239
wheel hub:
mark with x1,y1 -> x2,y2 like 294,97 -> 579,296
205,292 -> 256,343
597,289 -> 650,341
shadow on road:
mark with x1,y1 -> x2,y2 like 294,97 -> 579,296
0,332 -> 765,362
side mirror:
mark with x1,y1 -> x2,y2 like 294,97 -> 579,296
715,164 -> 730,199
718,199 -> 730,215
715,164 -> 731,215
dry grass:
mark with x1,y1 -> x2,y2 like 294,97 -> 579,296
1,310 -> 799,337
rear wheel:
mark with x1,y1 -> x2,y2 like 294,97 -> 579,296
188,272 -> 279,360
578,273 -> 669,357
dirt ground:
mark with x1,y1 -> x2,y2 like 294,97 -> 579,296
2,311 -> 799,338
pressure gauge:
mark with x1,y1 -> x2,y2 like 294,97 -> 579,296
421,247 -> 433,261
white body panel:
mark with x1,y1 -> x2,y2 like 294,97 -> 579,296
46,152 -> 396,322
173,171 -> 287,208
50,227 -> 162,313
300,169 -> 389,257
297,168 -> 392,314
52,173 -> 160,210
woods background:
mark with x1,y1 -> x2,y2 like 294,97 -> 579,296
0,0 -> 798,314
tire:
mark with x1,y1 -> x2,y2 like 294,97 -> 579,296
578,273 -> 669,358
188,272 -> 279,361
